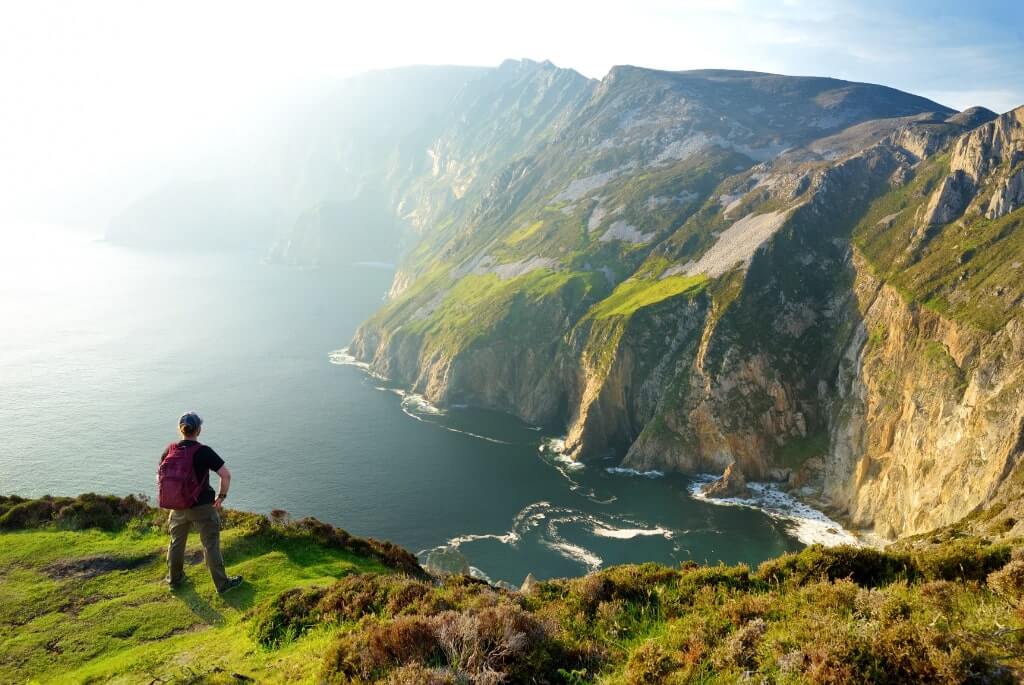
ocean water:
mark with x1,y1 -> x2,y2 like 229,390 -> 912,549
0,226 -> 844,585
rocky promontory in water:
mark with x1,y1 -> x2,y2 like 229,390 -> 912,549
330,62 -> 1024,543
3,493 -> 1023,682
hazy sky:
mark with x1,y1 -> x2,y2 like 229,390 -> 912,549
1,0 -> 1022,225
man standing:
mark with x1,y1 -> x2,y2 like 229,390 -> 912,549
158,411 -> 243,593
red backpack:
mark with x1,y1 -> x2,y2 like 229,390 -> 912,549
158,442 -> 205,509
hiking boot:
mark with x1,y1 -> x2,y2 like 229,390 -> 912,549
165,576 -> 185,590
218,575 -> 244,594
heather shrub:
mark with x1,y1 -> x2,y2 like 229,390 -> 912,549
367,616 -> 444,671
854,583 -> 911,624
292,516 -> 426,578
987,560 -> 1024,604
249,586 -> 327,647
0,493 -> 151,530
722,590 -> 775,625
220,509 -> 271,536
55,493 -> 151,529
913,538 -> 1011,581
717,617 -> 767,670
678,563 -> 753,593
623,641 -> 679,684
252,572 -> 518,648
435,604 -> 554,682
570,563 -> 679,616
0,496 -> 70,529
917,580 -> 956,612
757,545 -> 913,587
799,578 -> 859,614
321,603 -> 562,684
0,495 -> 30,519
778,617 -> 1014,684
384,664 -> 459,685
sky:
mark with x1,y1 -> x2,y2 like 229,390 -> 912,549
1,0 -> 1022,225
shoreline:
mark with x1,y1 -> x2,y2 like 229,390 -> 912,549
331,347 -> 881,553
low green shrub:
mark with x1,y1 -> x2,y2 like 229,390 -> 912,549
756,545 -> 914,587
0,493 -> 151,530
291,516 -> 427,579
988,560 -> 1024,604
913,538 -> 1011,581
321,604 -> 563,685
250,572 -> 513,648
623,641 -> 680,684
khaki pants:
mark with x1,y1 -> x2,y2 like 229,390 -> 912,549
167,504 -> 230,592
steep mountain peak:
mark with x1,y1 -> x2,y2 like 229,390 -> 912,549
497,57 -> 588,80
946,105 -> 999,128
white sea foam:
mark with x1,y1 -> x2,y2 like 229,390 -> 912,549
445,530 -> 521,547
327,347 -> 370,370
429,500 -> 695,580
400,392 -> 446,417
372,386 -> 513,445
545,540 -> 603,571
553,454 -> 585,472
690,476 -> 862,547
539,438 -> 584,471
468,566 -> 493,583
537,440 -> 618,504
540,437 -> 567,453
592,524 -> 673,540
605,467 -> 665,478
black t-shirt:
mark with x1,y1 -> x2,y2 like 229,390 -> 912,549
160,440 -> 225,507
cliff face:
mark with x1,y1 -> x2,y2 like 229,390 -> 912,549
824,108 -> 1024,538
347,63 -> 1023,541
826,262 -> 1024,538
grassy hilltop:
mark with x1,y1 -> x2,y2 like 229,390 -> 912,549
1,494 -> 1023,684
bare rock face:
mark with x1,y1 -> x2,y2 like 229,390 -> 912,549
921,170 -> 975,226
825,255 -> 1024,538
986,166 -> 1024,219
950,106 -> 1024,181
701,463 -> 751,499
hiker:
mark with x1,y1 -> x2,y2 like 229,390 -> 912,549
158,411 -> 243,593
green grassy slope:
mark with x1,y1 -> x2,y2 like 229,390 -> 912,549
854,153 -> 1024,332
2,495 -> 1023,684
0,495 -> 415,684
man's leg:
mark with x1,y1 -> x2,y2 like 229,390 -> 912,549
192,504 -> 230,592
167,510 -> 190,586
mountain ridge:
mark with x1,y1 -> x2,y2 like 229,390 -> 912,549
341,62 -> 1021,543
104,60 -> 1022,542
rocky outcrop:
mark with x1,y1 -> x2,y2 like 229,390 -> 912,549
700,463 -> 751,498
921,170 -> 975,226
986,166 -> 1024,219
950,106 -> 1024,181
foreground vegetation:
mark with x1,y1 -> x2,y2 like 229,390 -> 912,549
1,495 -> 1022,683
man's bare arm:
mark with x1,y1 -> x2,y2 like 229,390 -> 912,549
214,465 -> 231,509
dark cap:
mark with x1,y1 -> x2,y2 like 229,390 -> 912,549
178,411 -> 203,433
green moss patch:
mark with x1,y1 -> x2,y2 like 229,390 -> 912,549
587,274 -> 708,320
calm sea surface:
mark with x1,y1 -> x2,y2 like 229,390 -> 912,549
0,227 -> 804,584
